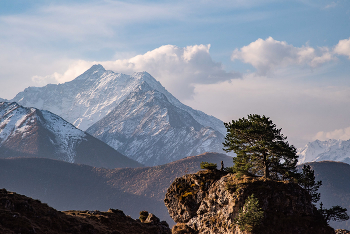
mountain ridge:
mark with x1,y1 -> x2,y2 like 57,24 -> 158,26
10,65 -> 225,134
298,139 -> 350,164
0,101 -> 142,168
9,65 -> 229,165
0,154 -> 349,229
86,82 -> 225,165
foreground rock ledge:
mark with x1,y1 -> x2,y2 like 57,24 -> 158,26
164,170 -> 335,234
0,188 -> 170,234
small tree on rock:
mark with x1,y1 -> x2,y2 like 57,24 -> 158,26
223,114 -> 298,180
235,194 -> 264,232
319,203 -> 349,223
200,161 -> 217,171
298,164 -> 322,203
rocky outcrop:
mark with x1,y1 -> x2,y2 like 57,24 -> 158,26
164,170 -> 335,234
0,188 -> 170,234
336,230 -> 350,234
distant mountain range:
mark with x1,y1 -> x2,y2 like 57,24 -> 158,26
0,102 -> 142,169
5,64 -> 228,166
298,139 -> 350,164
0,152 -> 233,225
0,154 -> 349,230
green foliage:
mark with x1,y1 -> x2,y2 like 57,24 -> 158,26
200,161 -> 217,170
139,210 -> 149,222
319,203 -> 349,223
223,114 -> 299,180
298,165 -> 322,203
235,194 -> 264,232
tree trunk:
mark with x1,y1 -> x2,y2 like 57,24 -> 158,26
263,153 -> 269,179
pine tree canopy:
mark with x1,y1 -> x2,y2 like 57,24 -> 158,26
223,114 -> 299,180
299,165 -> 322,203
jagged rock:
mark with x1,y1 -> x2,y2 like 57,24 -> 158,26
0,188 -> 171,234
165,170 -> 335,234
335,230 -> 350,234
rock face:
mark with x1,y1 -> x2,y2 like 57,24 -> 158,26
0,188 -> 171,234
164,170 -> 335,234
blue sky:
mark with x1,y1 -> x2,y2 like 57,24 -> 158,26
0,0 -> 350,147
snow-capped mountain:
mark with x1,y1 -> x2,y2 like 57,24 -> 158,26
297,139 -> 350,164
11,65 -> 225,134
86,82 -> 225,166
10,65 -> 228,165
0,102 -> 142,168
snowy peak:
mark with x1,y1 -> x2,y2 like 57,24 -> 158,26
297,139 -> 350,164
0,101 -> 84,161
0,102 -> 142,168
75,64 -> 106,81
11,65 -> 226,135
9,65 -> 227,165
86,83 -> 225,166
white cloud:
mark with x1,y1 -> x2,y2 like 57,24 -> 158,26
33,44 -> 240,99
314,127 -> 350,141
334,37 -> 350,59
231,37 -> 334,75
31,60 -> 92,85
183,71 -> 350,147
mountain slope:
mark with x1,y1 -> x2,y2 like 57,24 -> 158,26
0,102 -> 142,168
10,65 -> 228,165
298,161 -> 350,230
298,139 -> 350,164
0,153 -> 233,225
11,65 -> 225,134
86,82 -> 225,166
1,154 -> 349,230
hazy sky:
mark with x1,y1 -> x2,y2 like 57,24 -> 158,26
0,0 -> 350,147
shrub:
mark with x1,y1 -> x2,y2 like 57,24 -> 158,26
139,210 -> 149,222
235,194 -> 264,232
200,161 -> 217,170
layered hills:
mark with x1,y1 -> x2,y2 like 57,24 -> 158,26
0,152 -> 349,230
301,161 -> 350,230
0,153 -> 233,225
0,102 -> 141,169
7,64 -> 227,165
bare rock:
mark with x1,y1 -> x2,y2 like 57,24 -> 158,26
165,170 -> 335,234
335,229 -> 350,234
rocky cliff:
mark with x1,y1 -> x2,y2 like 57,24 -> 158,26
0,188 -> 170,234
164,170 -> 335,234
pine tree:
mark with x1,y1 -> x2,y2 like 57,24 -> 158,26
319,203 -> 349,223
235,194 -> 264,232
223,114 -> 298,180
298,164 -> 322,203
